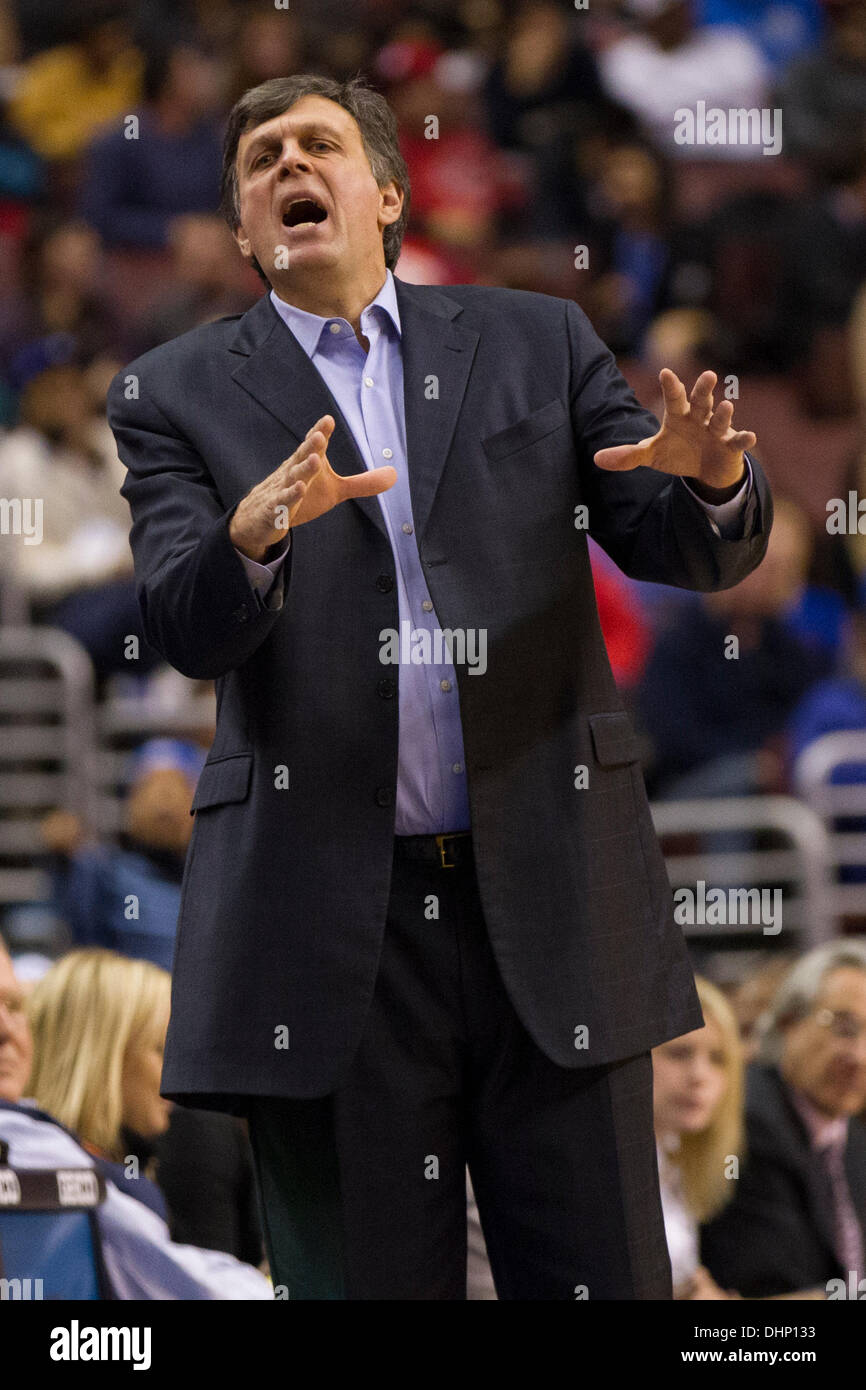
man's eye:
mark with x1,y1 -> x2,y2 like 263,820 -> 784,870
311,141 -> 331,151
253,152 -> 273,168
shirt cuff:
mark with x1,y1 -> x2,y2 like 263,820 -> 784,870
680,457 -> 753,539
234,533 -> 291,606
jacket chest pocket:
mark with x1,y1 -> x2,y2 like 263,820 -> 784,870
481,397 -> 568,462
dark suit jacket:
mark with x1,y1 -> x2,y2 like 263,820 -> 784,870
107,277 -> 772,1107
701,1062 -> 866,1297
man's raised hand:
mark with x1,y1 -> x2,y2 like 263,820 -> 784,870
593,370 -> 757,496
229,415 -> 397,561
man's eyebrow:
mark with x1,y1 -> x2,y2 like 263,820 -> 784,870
243,123 -> 346,162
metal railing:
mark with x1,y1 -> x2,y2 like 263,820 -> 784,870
650,796 -> 835,948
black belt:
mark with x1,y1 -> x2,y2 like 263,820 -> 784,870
394,831 -> 473,869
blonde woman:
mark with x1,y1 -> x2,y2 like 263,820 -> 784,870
10,944 -> 269,1297
26,948 -> 173,1211
652,975 -> 744,1300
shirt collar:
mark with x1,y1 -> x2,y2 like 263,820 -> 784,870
787,1082 -> 849,1153
269,268 -> 401,357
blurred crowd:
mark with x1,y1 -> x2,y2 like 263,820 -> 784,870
3,928 -> 866,1298
2,0 -> 866,1298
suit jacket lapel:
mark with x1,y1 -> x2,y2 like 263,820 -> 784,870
393,275 -> 479,542
227,278 -> 479,545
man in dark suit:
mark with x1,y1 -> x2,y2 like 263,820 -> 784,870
702,943 -> 866,1299
107,73 -> 772,1299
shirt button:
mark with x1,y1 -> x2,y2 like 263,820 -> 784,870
452,762 -> 464,774
377,678 -> 397,699
382,448 -> 393,459
364,377 -> 374,387
376,574 -> 394,593
329,323 -> 341,335
421,599 -> 433,612
440,679 -> 452,692
401,522 -> 413,535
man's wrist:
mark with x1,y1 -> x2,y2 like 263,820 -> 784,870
684,460 -> 747,504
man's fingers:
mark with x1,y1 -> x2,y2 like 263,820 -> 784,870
688,370 -> 716,424
339,465 -> 398,498
306,414 -> 335,439
279,417 -> 336,476
707,399 -> 734,436
283,451 -> 322,487
659,368 -> 689,417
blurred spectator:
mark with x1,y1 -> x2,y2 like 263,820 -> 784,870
788,609 -> 866,771
0,928 -> 33,1102
637,496 -> 834,797
25,945 -> 264,1265
598,0 -> 770,158
729,954 -> 796,1062
0,362 -> 159,677
701,941 -> 866,1297
228,6 -> 306,107
80,38 -> 224,249
777,0 -> 866,182
653,975 -> 743,1299
0,217 -> 124,410
380,37 -> 526,260
0,2 -> 44,210
6,2 -> 142,163
697,0 -> 824,73
0,937 -> 270,1297
129,213 -> 255,355
770,137 -> 866,394
41,737 -> 205,972
580,140 -> 677,355
26,947 -> 173,1216
481,0 -> 606,238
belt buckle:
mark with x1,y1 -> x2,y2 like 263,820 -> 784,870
435,832 -> 461,868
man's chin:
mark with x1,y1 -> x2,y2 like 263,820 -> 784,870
271,245 -> 340,278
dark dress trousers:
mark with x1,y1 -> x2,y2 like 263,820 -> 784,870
108,278 -> 772,1297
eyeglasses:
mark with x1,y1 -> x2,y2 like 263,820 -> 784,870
814,1009 -> 866,1044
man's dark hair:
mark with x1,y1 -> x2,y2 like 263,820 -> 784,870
220,73 -> 411,283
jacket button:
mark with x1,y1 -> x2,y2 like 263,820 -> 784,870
376,574 -> 394,593
377,677 -> 396,699
232,603 -> 250,622
375,786 -> 393,806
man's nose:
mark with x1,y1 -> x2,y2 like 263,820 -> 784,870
276,146 -> 312,178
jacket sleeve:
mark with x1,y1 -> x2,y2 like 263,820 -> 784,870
107,368 -> 289,680
564,298 -> 773,590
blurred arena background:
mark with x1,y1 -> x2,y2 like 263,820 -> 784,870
1,0 -> 866,1303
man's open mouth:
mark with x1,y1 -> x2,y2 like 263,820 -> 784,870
282,198 -> 328,229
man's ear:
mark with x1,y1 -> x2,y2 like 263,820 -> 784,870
378,181 -> 403,229
233,223 -> 253,259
